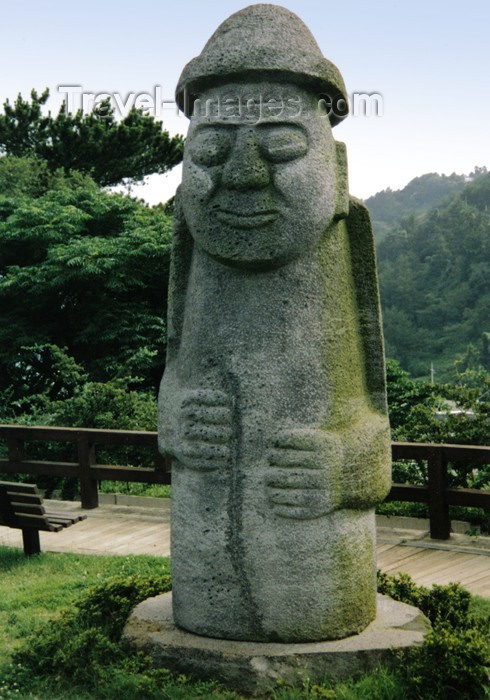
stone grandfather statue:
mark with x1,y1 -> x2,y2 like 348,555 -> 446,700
158,3 -> 391,643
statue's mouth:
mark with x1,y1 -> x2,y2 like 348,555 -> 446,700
215,209 -> 278,229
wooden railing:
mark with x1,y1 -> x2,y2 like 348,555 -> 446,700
0,425 -> 170,509
0,425 -> 489,539
387,442 -> 490,539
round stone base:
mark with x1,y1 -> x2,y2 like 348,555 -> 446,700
123,592 -> 429,696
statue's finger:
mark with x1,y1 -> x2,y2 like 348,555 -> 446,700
266,471 -> 327,489
182,423 -> 232,443
267,448 -> 321,469
180,405 -> 231,424
180,441 -> 230,461
181,389 -> 230,407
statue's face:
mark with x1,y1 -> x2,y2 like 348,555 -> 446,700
181,82 -> 338,269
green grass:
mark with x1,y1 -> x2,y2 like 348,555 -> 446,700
0,548 -> 243,699
0,547 -> 170,661
98,480 -> 172,498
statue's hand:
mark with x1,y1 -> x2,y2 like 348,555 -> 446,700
174,389 -> 233,471
266,428 -> 343,520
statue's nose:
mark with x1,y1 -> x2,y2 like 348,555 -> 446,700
222,130 -> 270,190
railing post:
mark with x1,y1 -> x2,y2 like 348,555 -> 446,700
78,437 -> 98,509
8,436 -> 24,468
427,447 -> 450,539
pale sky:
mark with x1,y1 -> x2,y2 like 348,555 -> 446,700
1,0 -> 489,204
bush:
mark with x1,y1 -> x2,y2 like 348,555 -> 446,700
6,566 -> 236,699
6,568 -> 490,699
377,572 -> 472,628
376,500 -> 490,534
75,573 -> 172,639
420,583 -> 471,629
402,625 -> 490,700
377,571 -> 490,699
14,573 -> 171,688
377,570 -> 422,608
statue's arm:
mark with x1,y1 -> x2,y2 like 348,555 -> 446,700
340,197 -> 392,507
265,409 -> 390,519
266,199 -> 391,518
339,410 -> 392,509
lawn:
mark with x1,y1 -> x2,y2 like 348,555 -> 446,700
0,547 -> 170,661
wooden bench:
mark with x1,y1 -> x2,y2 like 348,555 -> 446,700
0,481 -> 87,555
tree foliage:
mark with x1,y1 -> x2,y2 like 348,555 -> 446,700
0,155 -> 173,405
376,173 -> 490,379
0,89 -> 184,186
366,169 -> 487,238
387,359 -> 489,442
386,359 -> 490,492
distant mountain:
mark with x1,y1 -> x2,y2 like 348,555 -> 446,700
365,168 -> 487,241
374,172 -> 490,380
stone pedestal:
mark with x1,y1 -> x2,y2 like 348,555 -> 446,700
123,592 -> 430,696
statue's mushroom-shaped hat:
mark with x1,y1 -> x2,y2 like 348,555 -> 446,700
176,3 -> 348,126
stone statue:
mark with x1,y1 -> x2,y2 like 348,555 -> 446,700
158,3 -> 391,643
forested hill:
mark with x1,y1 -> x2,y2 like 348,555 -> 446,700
374,172 -> 490,380
366,169 -> 487,240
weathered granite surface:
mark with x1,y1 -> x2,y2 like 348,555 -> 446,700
158,4 -> 392,642
175,3 -> 348,126
123,592 -> 429,696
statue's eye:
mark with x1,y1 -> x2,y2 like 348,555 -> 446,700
187,128 -> 232,166
258,126 -> 308,163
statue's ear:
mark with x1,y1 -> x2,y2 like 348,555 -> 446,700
334,141 -> 349,220
166,185 -> 193,354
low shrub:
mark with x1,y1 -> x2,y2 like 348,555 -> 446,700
377,500 -> 490,534
75,573 -> 172,639
377,571 -> 472,628
402,624 -> 490,700
377,571 -> 490,699
13,573 -> 172,689
4,567 -> 490,699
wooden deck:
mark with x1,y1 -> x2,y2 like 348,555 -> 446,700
0,499 -> 488,597
376,519 -> 490,596
0,499 -> 171,558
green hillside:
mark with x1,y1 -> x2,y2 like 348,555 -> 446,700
374,173 -> 490,380
366,169 -> 487,241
